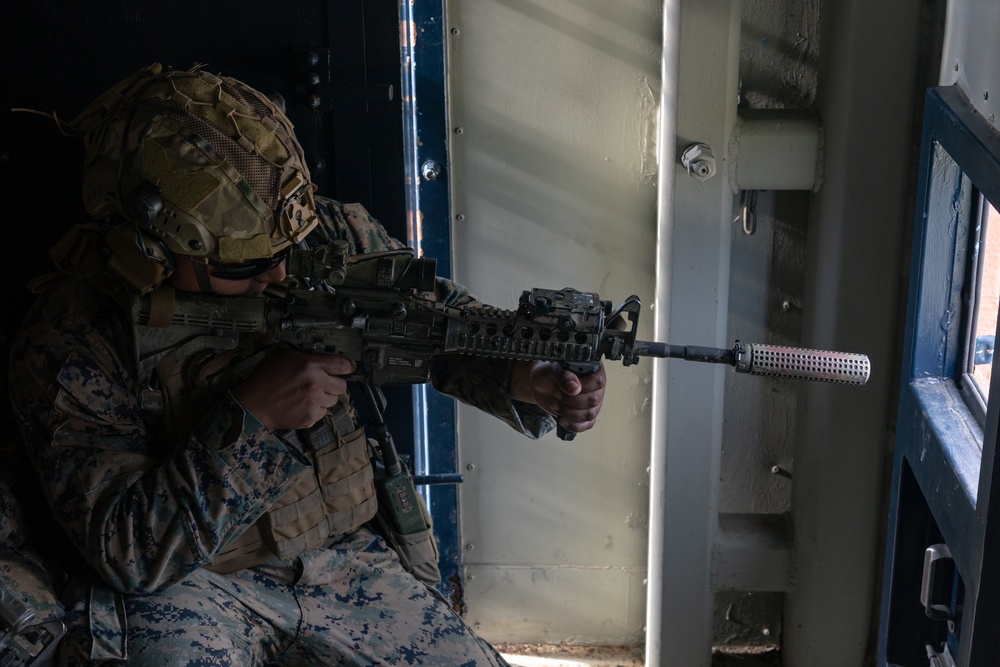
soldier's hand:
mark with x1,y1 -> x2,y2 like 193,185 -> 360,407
232,349 -> 356,431
509,360 -> 606,435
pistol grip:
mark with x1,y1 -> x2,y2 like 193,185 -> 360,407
556,425 -> 577,441
556,361 -> 600,441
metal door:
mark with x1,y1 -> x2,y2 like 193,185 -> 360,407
879,85 -> 1000,666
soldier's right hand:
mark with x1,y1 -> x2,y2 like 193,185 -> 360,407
231,349 -> 356,431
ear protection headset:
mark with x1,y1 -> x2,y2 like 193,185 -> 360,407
124,181 -> 164,227
111,113 -> 177,293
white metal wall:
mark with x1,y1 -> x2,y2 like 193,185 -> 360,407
445,0 -> 661,645
443,0 -> 930,661
941,0 -> 1000,122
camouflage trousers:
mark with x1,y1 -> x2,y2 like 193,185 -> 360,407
60,528 -> 509,666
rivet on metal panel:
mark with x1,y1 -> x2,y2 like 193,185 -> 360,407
421,160 -> 443,181
770,465 -> 792,479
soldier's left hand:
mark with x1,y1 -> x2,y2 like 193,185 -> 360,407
510,360 -> 606,435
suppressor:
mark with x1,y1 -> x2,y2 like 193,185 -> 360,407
634,340 -> 870,386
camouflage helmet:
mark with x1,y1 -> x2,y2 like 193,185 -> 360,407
73,63 -> 318,273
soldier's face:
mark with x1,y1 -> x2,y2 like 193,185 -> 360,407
168,255 -> 287,296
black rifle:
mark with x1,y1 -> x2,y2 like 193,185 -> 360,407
132,240 -> 870,537
134,240 -> 870,440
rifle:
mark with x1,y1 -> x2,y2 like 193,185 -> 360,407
134,240 -> 870,439
132,240 -> 870,538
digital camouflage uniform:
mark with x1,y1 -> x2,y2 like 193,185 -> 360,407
0,474 -> 66,663
8,197 -> 555,666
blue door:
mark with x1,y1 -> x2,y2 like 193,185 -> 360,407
398,0 -> 464,606
879,85 -> 1000,666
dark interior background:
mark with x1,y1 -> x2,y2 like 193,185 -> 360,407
0,1 -> 415,446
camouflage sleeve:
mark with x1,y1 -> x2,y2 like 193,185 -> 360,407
0,476 -> 24,551
0,478 -> 65,631
308,197 -> 407,254
0,549 -> 64,628
309,196 -> 554,438
7,280 -> 310,594
424,278 -> 557,439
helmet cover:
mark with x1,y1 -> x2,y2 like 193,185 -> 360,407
73,63 -> 319,265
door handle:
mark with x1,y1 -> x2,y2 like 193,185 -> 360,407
920,543 -> 955,621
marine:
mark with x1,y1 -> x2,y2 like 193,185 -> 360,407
5,63 -> 607,665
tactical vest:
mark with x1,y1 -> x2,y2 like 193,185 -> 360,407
132,288 -> 378,573
37,228 -> 436,581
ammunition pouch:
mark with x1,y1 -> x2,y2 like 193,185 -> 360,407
207,419 -> 377,574
375,490 -> 441,586
387,524 -> 440,587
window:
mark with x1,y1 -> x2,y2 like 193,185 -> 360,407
963,198 -> 1000,416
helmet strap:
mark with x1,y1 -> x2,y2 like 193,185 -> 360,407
192,261 -> 214,292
